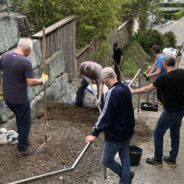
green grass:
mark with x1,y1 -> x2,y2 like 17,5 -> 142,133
122,40 -> 151,77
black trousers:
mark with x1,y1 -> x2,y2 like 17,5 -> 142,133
75,78 -> 104,108
6,102 -> 31,151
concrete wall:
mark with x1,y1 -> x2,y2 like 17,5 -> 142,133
0,15 -> 68,124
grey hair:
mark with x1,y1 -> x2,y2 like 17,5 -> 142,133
101,67 -> 117,79
163,53 -> 176,66
18,38 -> 33,50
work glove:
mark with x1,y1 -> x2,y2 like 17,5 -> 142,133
143,72 -> 150,81
41,73 -> 49,85
96,96 -> 101,106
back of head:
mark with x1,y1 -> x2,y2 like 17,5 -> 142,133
84,64 -> 94,75
113,41 -> 119,49
101,67 -> 117,80
164,53 -> 176,67
152,45 -> 161,54
18,38 -> 33,50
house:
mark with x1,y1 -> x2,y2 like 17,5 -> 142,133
160,0 -> 184,3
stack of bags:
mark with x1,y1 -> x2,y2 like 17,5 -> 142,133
0,127 -> 18,145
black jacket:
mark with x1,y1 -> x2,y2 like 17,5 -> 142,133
92,82 -> 135,142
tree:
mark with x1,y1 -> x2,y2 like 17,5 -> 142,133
14,0 -> 122,48
119,0 -> 159,32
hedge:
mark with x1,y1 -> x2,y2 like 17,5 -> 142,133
160,8 -> 184,20
159,2 -> 184,7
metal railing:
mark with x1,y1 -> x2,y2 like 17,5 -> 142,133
128,68 -> 158,113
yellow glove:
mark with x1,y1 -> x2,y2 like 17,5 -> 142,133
41,73 -> 49,85
143,72 -> 150,81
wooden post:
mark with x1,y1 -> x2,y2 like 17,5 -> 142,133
42,27 -> 48,142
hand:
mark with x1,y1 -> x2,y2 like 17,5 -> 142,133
96,97 -> 101,106
41,73 -> 49,85
129,86 -> 133,93
143,72 -> 150,81
85,135 -> 96,143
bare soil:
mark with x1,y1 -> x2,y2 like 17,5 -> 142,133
0,103 -> 152,184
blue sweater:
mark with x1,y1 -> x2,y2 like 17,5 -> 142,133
92,82 -> 135,142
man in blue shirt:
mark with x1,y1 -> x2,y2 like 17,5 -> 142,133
0,38 -> 48,157
146,45 -> 167,79
85,67 -> 135,184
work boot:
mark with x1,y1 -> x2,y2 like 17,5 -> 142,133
16,148 -> 32,157
163,156 -> 176,167
129,171 -> 135,184
146,157 -> 163,167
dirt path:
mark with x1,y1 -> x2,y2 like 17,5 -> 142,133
0,103 -> 152,184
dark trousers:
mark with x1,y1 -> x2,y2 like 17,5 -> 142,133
76,78 -> 88,106
76,78 -> 104,108
6,102 -> 31,151
154,110 -> 184,160
114,61 -> 121,81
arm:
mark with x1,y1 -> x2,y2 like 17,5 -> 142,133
26,78 -> 43,87
85,89 -> 114,143
131,83 -> 156,94
147,67 -> 161,77
98,81 -> 103,98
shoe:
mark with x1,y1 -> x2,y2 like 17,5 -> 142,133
129,171 -> 135,184
16,149 -> 32,157
163,156 -> 176,167
146,157 -> 163,167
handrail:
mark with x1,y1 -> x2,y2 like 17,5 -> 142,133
32,16 -> 76,38
7,142 -> 92,184
128,69 -> 141,87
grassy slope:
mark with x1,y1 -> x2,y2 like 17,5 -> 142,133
122,40 -> 151,77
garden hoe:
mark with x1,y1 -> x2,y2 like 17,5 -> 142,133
84,76 -> 107,179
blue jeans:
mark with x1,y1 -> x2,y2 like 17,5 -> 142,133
154,110 -> 184,160
102,139 -> 130,184
6,102 -> 31,151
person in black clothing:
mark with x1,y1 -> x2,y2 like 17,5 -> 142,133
113,42 -> 123,81
131,54 -> 184,167
85,67 -> 135,184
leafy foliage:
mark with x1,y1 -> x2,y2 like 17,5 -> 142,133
14,0 -> 122,48
163,31 -> 176,48
119,0 -> 158,32
134,29 -> 176,55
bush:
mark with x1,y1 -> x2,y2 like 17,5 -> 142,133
173,8 -> 184,20
163,31 -> 176,48
134,29 -> 164,54
160,13 -> 173,20
134,29 -> 176,55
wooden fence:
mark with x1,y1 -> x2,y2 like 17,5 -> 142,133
76,21 -> 130,70
32,16 -> 77,80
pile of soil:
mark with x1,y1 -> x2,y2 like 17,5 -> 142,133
0,103 -> 152,184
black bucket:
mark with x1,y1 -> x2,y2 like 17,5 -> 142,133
129,145 -> 143,166
141,102 -> 158,112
